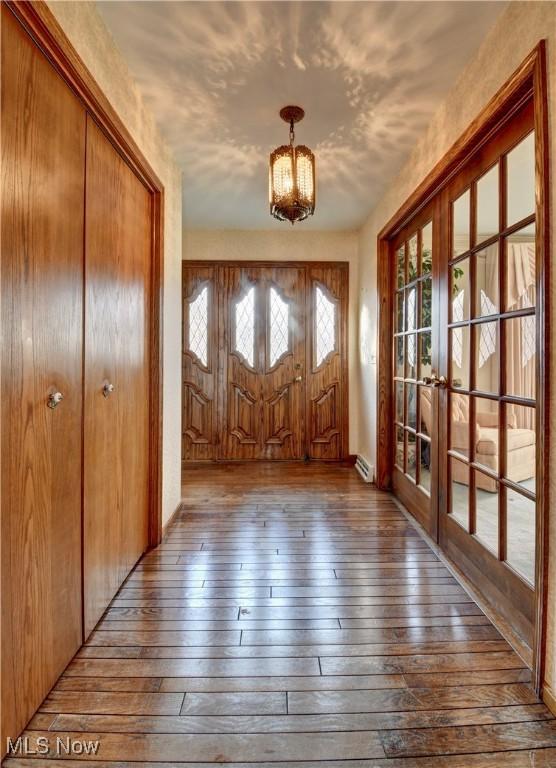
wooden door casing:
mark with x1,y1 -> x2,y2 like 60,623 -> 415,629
1,5 -> 86,745
83,118 -> 151,637
182,262 -> 349,462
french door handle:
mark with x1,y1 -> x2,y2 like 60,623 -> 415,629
423,374 -> 447,387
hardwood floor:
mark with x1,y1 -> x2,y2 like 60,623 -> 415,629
6,462 -> 556,766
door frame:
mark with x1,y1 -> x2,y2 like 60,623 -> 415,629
182,260 -> 350,462
6,1 -> 165,547
376,42 -> 550,692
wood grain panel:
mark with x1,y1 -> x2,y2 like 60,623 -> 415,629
306,264 -> 349,459
183,262 -> 348,461
219,265 -> 263,459
182,264 -> 217,460
219,265 -> 306,460
1,5 -> 85,747
83,117 -> 151,636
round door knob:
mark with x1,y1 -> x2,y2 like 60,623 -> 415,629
293,375 -> 303,383
47,392 -> 64,409
103,382 -> 115,398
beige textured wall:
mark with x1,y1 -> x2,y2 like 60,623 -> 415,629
47,0 -> 183,526
183,229 -> 360,455
356,1 -> 556,695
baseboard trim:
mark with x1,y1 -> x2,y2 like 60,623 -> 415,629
543,683 -> 556,715
161,501 -> 184,539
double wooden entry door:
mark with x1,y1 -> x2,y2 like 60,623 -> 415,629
182,262 -> 348,461
390,97 -> 542,651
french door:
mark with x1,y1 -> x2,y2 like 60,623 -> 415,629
390,97 -> 542,649
439,99 -> 538,646
182,261 -> 348,461
391,200 -> 440,540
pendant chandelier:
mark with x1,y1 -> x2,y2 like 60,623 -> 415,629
269,106 -> 315,224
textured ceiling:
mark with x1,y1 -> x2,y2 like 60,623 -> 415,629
97,1 -> 505,230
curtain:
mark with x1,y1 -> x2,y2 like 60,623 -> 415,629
506,242 -> 536,429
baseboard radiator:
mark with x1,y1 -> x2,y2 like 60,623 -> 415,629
355,455 -> 374,483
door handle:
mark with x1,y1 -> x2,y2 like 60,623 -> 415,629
47,391 -> 64,409
293,375 -> 303,383
422,374 -> 447,387
103,382 -> 115,398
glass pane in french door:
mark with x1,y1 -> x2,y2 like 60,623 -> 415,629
445,118 -> 537,591
392,214 -> 437,536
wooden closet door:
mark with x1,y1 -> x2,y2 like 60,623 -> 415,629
1,6 -> 85,745
83,117 -> 151,635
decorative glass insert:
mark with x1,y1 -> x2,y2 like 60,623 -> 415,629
406,287 -> 416,331
234,285 -> 255,367
188,284 -> 209,367
269,286 -> 290,367
452,290 -> 464,369
315,285 -> 336,366
478,320 -> 497,369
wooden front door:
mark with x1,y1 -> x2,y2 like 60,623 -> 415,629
221,264 -> 306,460
182,262 -> 348,461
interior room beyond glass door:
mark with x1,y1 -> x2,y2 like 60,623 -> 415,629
392,202 -> 439,538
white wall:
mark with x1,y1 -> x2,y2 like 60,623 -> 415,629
355,0 -> 556,699
47,0 -> 183,526
183,229 -> 360,454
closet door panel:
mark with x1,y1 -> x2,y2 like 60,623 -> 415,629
118,135 -> 151,579
83,117 -> 151,636
1,6 -> 85,745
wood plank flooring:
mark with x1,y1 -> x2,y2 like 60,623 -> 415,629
5,462 -> 555,767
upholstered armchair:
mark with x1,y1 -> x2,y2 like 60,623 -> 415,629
420,389 -> 535,492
